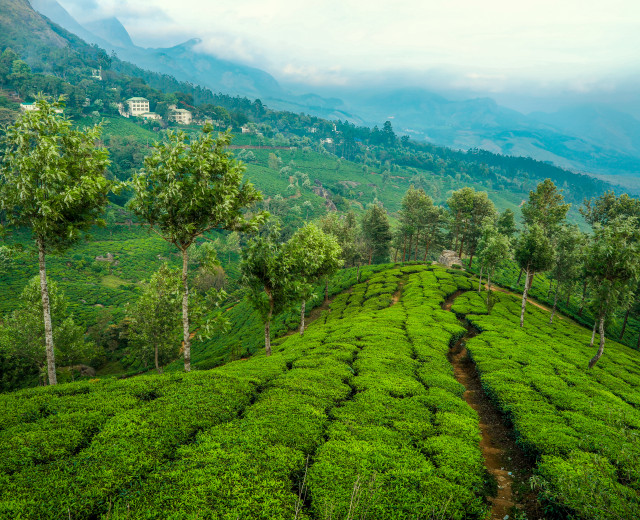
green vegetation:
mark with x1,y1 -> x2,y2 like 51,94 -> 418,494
452,289 -> 640,519
0,265 -> 494,519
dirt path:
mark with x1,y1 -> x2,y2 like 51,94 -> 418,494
443,292 -> 543,520
485,283 -> 561,316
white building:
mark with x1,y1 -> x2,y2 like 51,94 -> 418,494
126,97 -> 150,117
20,102 -> 63,114
141,112 -> 162,121
169,107 -> 192,125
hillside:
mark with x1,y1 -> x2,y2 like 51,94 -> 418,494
1,265 -> 638,519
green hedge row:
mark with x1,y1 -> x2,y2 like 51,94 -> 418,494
460,290 -> 640,519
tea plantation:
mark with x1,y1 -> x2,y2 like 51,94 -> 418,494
1,265 -> 639,519
452,290 -> 640,519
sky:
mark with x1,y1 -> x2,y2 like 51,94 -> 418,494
56,0 -> 640,112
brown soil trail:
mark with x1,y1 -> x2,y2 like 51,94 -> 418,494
443,292 -> 543,520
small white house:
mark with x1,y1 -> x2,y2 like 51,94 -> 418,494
20,102 -> 63,114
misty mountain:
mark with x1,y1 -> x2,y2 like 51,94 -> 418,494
23,0 -> 640,179
83,16 -> 134,49
338,87 -> 640,176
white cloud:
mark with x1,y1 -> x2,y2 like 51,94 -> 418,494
57,0 -> 640,93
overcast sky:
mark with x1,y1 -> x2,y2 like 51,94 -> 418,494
57,0 -> 640,108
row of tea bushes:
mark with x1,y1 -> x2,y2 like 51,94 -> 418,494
308,266 -> 489,520
0,264 -> 494,519
458,290 -> 640,519
0,357 -> 289,519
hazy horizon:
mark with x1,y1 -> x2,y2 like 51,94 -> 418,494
54,0 -> 640,117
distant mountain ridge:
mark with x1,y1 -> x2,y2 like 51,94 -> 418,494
16,0 -> 640,181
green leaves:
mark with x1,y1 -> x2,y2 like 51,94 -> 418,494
0,97 -> 111,252
128,128 -> 266,250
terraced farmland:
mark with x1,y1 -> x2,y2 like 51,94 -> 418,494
1,265 -> 639,519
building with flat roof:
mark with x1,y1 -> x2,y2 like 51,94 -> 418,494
169,107 -> 192,125
126,97 -> 150,117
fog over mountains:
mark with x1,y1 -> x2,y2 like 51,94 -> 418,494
31,0 -> 640,184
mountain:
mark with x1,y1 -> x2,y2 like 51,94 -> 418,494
339,87 -> 640,177
28,0 -> 356,119
83,16 -> 134,49
13,0 -> 640,181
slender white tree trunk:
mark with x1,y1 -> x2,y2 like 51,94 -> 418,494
486,272 -> 491,306
590,321 -> 597,348
477,265 -> 484,293
588,314 -> 606,368
37,237 -> 57,386
181,249 -> 191,372
549,283 -> 560,324
299,299 -> 306,336
520,269 -> 530,327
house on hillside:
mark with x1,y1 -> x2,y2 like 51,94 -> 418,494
168,106 -> 192,125
20,102 -> 63,114
141,112 -> 162,121
126,97 -> 150,117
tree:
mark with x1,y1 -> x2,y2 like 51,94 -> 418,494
581,191 -> 640,227
1,277 -> 88,385
477,226 -> 511,306
129,126 -> 266,372
241,225 -> 294,356
496,208 -> 518,238
548,226 -> 585,324
515,224 -> 555,327
362,203 -> 392,264
127,264 -> 182,373
584,217 -> 640,368
521,178 -> 570,236
446,187 -> 496,265
320,211 -> 365,278
285,223 -> 342,335
0,97 -> 111,385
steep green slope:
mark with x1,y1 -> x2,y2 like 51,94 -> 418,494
0,265 -> 490,519
452,290 -> 640,519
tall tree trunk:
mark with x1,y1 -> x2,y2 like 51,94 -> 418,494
477,265 -> 484,294
468,248 -> 475,269
154,343 -> 162,374
588,314 -> 607,368
619,308 -> 631,340
401,234 -> 407,262
590,321 -> 597,348
527,271 -> 535,291
414,231 -> 419,261
547,279 -> 553,298
181,248 -> 191,372
393,247 -> 398,263
299,299 -> 306,336
407,234 -> 413,263
37,238 -> 57,386
458,236 -> 465,259
549,283 -> 560,324
368,248 -> 372,265
520,268 -> 530,327
565,288 -> 571,307
516,268 -> 523,286
265,295 -> 273,356
422,238 -> 432,262
486,271 -> 491,306
578,280 -> 587,317
356,263 -> 360,283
